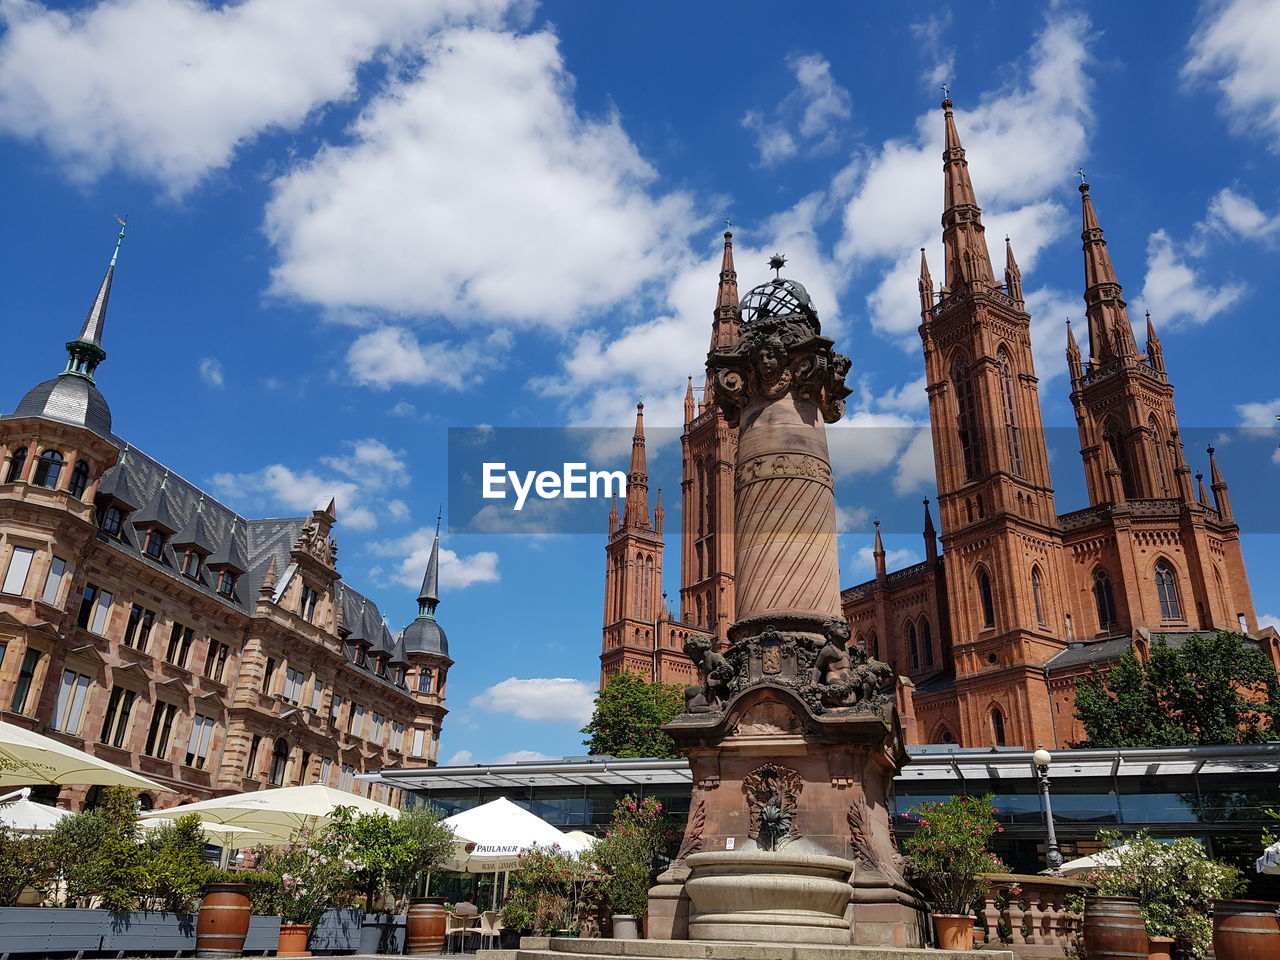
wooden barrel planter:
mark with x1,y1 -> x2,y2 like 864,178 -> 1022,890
406,896 -> 447,955
1212,899 -> 1280,960
195,883 -> 252,959
1084,896 -> 1148,960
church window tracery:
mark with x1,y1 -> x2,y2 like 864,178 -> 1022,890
952,354 -> 983,480
922,619 -> 934,667
977,568 -> 995,628
991,707 -> 1006,746
1031,566 -> 1045,625
998,349 -> 1024,477
1103,418 -> 1136,499
908,621 -> 919,670
1149,414 -> 1171,497
1155,560 -> 1182,621
1094,569 -> 1117,629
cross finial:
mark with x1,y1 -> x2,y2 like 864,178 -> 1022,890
435,506 -> 442,535
1078,168 -> 1087,185
941,83 -> 949,99
724,217 -> 733,232
110,215 -> 128,267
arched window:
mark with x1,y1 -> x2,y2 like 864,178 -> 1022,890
991,708 -> 1006,746
1094,570 -> 1117,629
977,569 -> 995,628
269,739 -> 290,786
1155,561 -> 1182,620
922,619 -> 934,667
868,630 -> 879,660
908,622 -> 919,670
952,355 -> 983,480
1103,419 -> 1136,499
1031,566 -> 1045,625
1149,415 -> 1171,497
940,728 -> 955,744
32,449 -> 63,489
998,349 -> 1024,477
69,459 -> 90,498
4,446 -> 27,483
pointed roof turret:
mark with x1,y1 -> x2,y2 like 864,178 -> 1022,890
65,218 -> 125,382
654,487 -> 664,536
939,98 -> 996,294
702,229 -> 741,412
96,445 -> 142,510
1207,445 -> 1233,521
621,402 -> 651,530
1144,311 -> 1165,374
402,514 -> 449,658
208,517 -> 248,574
1079,177 -> 1138,362
918,248 -> 934,315
923,498 -> 938,562
873,519 -> 887,582
173,495 -> 215,553
608,494 -> 619,534
683,375 -> 696,425
132,471 -> 181,534
259,557 -> 278,600
1066,319 -> 1083,383
1004,235 -> 1023,305
1196,472 -> 1210,506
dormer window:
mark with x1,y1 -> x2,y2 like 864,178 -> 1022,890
101,506 -> 124,537
216,570 -> 236,597
69,460 -> 90,498
33,449 -> 63,489
181,550 -> 201,578
4,446 -> 27,483
143,529 -> 166,559
299,586 -> 319,622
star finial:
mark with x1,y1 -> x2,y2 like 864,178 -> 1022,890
768,253 -> 787,278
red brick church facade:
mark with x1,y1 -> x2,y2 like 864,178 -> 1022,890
601,99 -> 1276,749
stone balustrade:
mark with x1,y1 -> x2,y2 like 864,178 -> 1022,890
971,874 -> 1088,957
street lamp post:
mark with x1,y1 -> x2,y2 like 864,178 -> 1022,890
1034,747 -> 1064,873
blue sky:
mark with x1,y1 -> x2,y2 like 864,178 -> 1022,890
1,0 -> 1278,766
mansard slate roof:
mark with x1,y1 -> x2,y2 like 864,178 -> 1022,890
401,615 -> 449,660
1042,629 -> 1257,672
8,375 -> 113,437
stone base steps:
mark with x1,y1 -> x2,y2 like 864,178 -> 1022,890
477,935 -> 1014,960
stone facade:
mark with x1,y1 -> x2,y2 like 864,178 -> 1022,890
603,100 -> 1276,748
0,236 -> 451,810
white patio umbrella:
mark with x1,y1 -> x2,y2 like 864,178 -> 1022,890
1257,840 -> 1280,875
139,816 -> 267,850
0,720 -> 171,792
138,783 -> 397,843
0,787 -> 73,833
1057,844 -> 1130,876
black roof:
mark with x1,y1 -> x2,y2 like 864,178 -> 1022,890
9,375 -> 113,438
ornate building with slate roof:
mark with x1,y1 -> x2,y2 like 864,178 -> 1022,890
0,226 -> 451,810
602,99 -> 1278,749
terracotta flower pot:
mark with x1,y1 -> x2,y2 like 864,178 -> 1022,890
933,913 -> 974,951
1147,934 -> 1175,960
276,922 -> 313,958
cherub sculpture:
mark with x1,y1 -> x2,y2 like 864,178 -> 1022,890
683,636 -> 734,713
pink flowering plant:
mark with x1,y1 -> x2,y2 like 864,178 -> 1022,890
249,824 -> 359,925
501,844 -> 593,934
902,793 -> 1006,916
591,795 -> 679,918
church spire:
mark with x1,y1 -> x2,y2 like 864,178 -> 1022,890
940,97 -> 995,293
417,514 -> 442,619
918,247 -> 934,315
1144,311 -> 1165,374
683,375 -> 695,425
1004,235 -> 1023,306
1066,319 -> 1083,383
923,499 -> 938,563
1079,177 -> 1137,361
1208,445 -> 1233,521
873,519 -> 887,582
63,218 -> 126,383
1196,472 -> 1210,506
654,487 -> 664,536
621,402 -> 651,530
703,229 -> 740,411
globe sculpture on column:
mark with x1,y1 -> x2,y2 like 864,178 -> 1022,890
648,258 -> 930,948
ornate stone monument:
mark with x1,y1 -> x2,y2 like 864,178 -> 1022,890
649,261 -> 930,948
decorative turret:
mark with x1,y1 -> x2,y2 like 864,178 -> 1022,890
1079,177 -> 1138,362
1066,319 -> 1083,383
1196,472 -> 1210,507
608,495 -> 619,534
1145,311 -> 1165,374
940,98 -> 996,295
1004,236 -> 1023,306
654,487 -> 664,537
873,519 -> 887,582
621,402 -> 652,531
923,499 -> 938,563
401,516 -> 449,658
702,230 -> 741,412
1208,445 -> 1233,521
684,375 -> 696,424
918,247 -> 934,315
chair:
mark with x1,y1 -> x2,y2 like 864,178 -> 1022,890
477,911 -> 503,950
445,911 -> 482,954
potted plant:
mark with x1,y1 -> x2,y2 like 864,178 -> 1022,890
504,845 -> 591,936
902,794 -> 1006,950
1077,829 -> 1245,960
196,868 -> 255,958
592,795 -> 678,939
250,824 -> 356,958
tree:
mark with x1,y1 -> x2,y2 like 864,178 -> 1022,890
1074,631 -> 1280,748
580,673 -> 685,759
326,804 -> 455,911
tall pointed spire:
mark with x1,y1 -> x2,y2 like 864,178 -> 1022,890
1079,178 -> 1137,362
1207,445 -> 1233,521
654,487 -> 664,536
1066,319 -> 1083,383
1144,311 -> 1165,374
1004,235 -> 1023,306
608,494 -> 619,534
621,402 -> 651,529
63,218 -> 126,383
418,513 -> 441,618
683,375 -> 696,425
940,97 -> 995,294
703,228 -> 741,411
922,499 -> 938,562
1196,472 -> 1210,506
918,247 -> 934,315
873,519 -> 887,582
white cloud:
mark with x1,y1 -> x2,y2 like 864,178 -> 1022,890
1184,0 -> 1280,151
1236,398 -> 1280,428
892,427 -> 936,495
835,504 -> 872,533
322,438 -> 408,489
470,677 -> 595,725
369,525 -> 500,590
490,750 -> 555,764
266,27 -> 696,328
0,0 -> 513,195
346,327 -> 512,390
198,356 -> 224,387
849,543 -> 921,576
1137,230 -> 1247,329
741,53 -> 851,166
212,463 -> 376,529
445,749 -> 474,765
1201,188 -> 1280,243
837,13 -> 1092,344
1258,613 -> 1280,633
910,11 -> 954,90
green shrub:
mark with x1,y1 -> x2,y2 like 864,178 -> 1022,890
902,794 -> 1005,916
591,795 -> 678,917
0,825 -> 51,906
138,814 -> 211,913
47,807 -> 107,906
325,804 -> 455,911
501,845 -> 591,933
